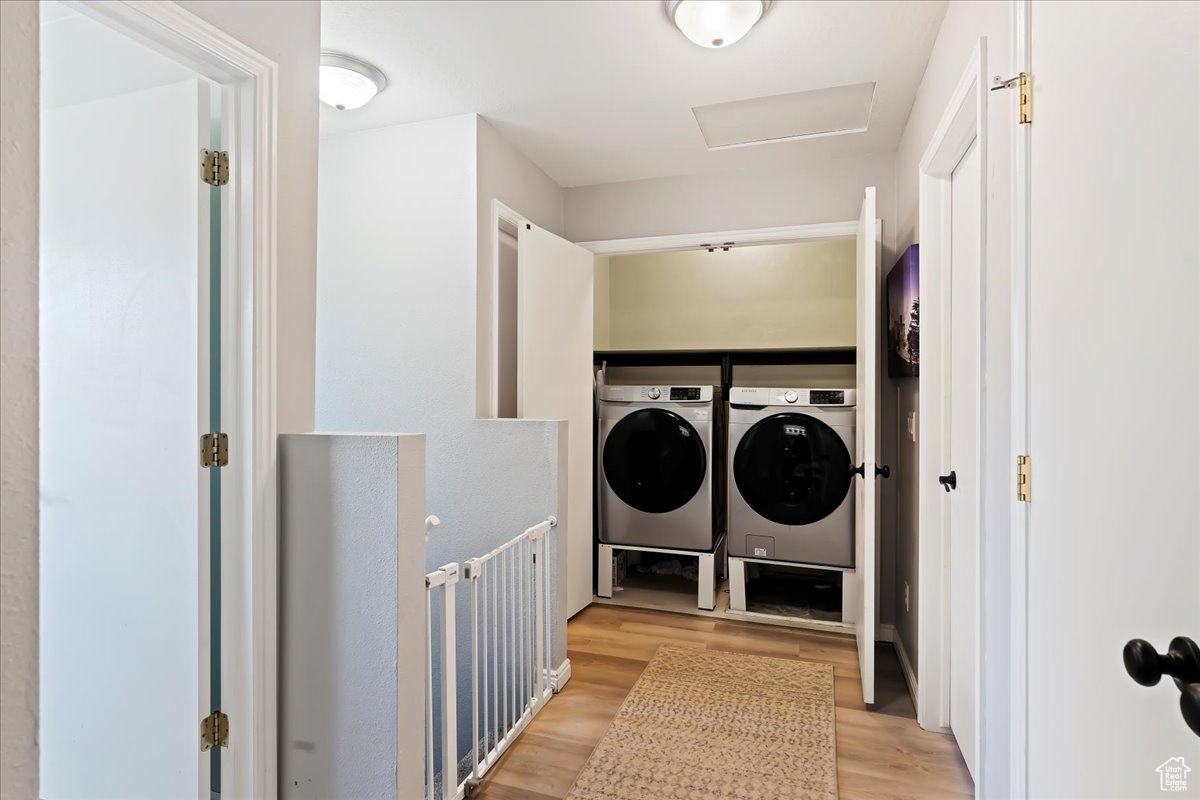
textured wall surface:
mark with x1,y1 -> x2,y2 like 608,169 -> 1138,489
177,0 -> 321,434
279,434 -> 426,800
316,114 -> 565,762
0,2 -> 40,797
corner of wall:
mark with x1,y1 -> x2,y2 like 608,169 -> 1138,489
0,2 -> 40,796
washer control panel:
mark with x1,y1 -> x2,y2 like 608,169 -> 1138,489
729,387 -> 857,407
598,385 -> 713,403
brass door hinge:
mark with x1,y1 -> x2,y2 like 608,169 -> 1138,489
201,149 -> 230,186
200,710 -> 229,751
1017,455 -> 1032,502
991,72 -> 1032,124
201,432 -> 229,468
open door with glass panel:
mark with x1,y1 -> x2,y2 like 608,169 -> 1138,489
39,7 -> 230,793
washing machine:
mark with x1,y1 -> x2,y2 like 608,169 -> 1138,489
597,385 -> 720,551
727,387 -> 856,567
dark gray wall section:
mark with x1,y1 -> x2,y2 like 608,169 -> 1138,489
279,433 -> 426,800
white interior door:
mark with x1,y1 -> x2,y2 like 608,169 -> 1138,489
853,186 -> 879,705
1025,3 -> 1200,797
40,78 -> 213,798
518,223 -> 595,619
948,140 -> 981,779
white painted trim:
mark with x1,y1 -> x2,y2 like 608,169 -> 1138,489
550,658 -> 572,692
576,220 -> 860,255
487,200 -> 527,419
878,623 -> 895,643
721,610 -> 854,635
916,38 -> 987,764
71,3 -> 279,797
1008,2 -> 1032,795
893,633 -> 919,709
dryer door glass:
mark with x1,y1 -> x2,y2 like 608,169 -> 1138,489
733,413 -> 852,525
603,409 -> 707,513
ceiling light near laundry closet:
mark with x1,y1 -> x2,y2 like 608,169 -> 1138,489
667,0 -> 771,49
319,52 -> 387,110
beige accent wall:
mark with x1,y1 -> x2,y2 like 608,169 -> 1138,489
605,240 -> 856,351
593,254 -> 611,349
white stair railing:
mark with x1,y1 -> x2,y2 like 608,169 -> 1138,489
424,517 -> 558,800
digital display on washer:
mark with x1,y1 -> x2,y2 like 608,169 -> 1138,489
670,387 -> 702,401
809,390 -> 845,405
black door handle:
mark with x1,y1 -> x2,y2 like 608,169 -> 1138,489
1124,636 -> 1200,737
852,464 -> 891,479
938,471 -> 957,492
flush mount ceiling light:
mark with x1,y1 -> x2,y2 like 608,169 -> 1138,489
667,0 -> 771,49
320,51 -> 387,110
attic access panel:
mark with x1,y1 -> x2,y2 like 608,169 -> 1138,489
693,82 -> 875,149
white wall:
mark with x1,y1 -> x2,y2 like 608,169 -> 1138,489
279,433 -> 426,800
890,2 -> 1012,795
315,114 -> 566,760
606,240 -> 856,351
0,2 -> 40,797
476,115 -> 565,417
566,151 -> 896,247
177,0 -> 320,434
565,151 -> 900,628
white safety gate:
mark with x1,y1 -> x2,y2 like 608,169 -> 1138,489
425,517 -> 558,800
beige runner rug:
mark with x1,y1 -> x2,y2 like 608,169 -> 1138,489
565,645 -> 838,800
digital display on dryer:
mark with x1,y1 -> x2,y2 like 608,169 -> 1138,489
670,387 -> 702,401
809,390 -> 845,405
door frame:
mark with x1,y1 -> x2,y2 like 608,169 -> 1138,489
487,199 -> 525,418
577,219 -> 861,256
69,2 -> 279,796
1008,1 -> 1032,795
915,36 -> 987,751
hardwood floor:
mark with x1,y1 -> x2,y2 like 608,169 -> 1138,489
476,604 -> 974,800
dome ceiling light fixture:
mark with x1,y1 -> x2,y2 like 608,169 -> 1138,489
319,51 -> 387,110
667,0 -> 772,49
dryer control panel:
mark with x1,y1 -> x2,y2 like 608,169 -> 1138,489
598,385 -> 714,404
729,387 -> 857,407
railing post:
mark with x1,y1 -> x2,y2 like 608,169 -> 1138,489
438,563 -> 459,800
531,527 -> 546,705
464,558 -> 481,786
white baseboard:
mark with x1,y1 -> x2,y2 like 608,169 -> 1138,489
550,658 -> 571,692
878,623 -> 895,643
893,633 -> 918,707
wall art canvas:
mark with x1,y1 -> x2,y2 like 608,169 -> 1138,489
887,244 -> 919,378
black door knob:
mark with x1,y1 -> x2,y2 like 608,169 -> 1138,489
875,464 -> 891,479
1124,637 -> 1200,689
938,471 -> 957,492
1182,683 -> 1200,737
1125,636 -> 1200,738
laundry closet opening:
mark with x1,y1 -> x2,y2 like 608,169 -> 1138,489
592,230 -> 870,632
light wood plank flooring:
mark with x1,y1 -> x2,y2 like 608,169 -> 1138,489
477,604 -> 973,800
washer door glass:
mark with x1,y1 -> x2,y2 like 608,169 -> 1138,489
603,409 -> 706,513
733,413 -> 852,525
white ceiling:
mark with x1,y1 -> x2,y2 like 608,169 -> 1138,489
320,0 -> 947,188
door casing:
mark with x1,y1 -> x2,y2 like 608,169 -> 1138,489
916,38 -> 987,771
